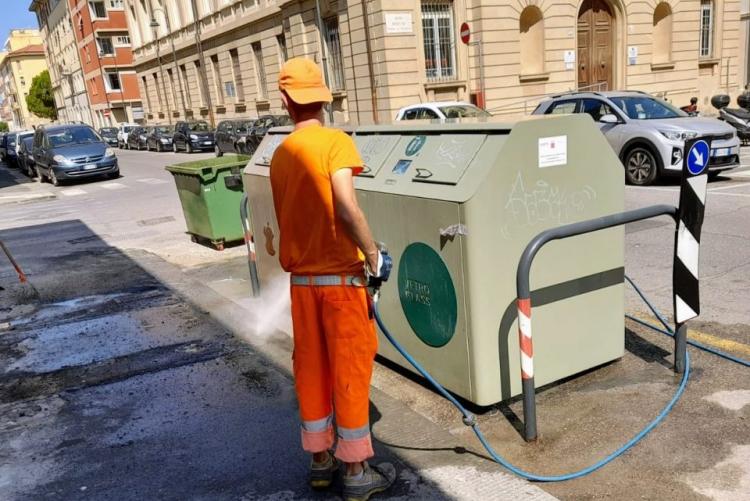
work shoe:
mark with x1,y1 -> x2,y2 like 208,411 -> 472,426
342,461 -> 396,501
309,451 -> 339,490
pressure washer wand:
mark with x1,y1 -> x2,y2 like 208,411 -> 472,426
0,239 -> 40,301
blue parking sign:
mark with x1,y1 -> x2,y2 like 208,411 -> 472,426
686,140 -> 710,175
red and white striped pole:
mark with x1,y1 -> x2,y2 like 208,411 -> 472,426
517,297 -> 537,441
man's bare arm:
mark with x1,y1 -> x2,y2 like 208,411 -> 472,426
331,168 -> 379,272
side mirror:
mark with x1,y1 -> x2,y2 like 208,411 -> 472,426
599,114 -> 619,124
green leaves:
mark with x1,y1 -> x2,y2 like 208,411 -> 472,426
26,70 -> 57,120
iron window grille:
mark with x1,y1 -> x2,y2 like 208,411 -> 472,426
699,0 -> 713,58
252,42 -> 268,99
421,0 -> 457,81
324,17 -> 345,91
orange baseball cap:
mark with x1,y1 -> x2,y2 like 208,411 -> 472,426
278,57 -> 333,104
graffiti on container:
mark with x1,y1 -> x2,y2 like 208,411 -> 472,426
501,172 -> 597,238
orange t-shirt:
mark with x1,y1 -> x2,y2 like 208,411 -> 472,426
270,124 -> 364,275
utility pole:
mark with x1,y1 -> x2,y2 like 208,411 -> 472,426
150,5 -> 186,116
314,0 -> 334,123
149,0 -> 172,124
190,0 -> 215,127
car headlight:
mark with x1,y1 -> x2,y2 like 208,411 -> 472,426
52,154 -> 70,165
105,147 -> 115,157
190,134 -> 198,140
660,130 -> 698,141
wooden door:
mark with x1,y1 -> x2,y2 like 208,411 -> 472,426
577,0 -> 614,91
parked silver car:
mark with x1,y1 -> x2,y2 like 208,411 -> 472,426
532,91 -> 740,185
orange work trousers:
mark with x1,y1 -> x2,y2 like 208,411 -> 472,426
290,282 -> 378,463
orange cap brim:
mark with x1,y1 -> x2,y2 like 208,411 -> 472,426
285,86 -> 333,105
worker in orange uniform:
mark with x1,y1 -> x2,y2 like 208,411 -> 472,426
270,57 -> 396,501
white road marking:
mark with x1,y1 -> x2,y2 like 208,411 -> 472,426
136,178 -> 169,185
0,192 -> 55,201
626,186 -> 679,193
708,182 -> 750,192
100,182 -> 126,190
729,170 -> 750,178
60,188 -> 87,196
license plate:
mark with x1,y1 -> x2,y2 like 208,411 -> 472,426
203,141 -> 212,145
712,148 -> 730,157
83,164 -> 97,170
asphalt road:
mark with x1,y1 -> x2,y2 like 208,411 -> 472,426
0,147 -> 748,500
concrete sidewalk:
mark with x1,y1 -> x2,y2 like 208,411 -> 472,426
0,219 -> 554,500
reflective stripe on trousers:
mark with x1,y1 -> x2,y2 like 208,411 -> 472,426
292,283 -> 378,463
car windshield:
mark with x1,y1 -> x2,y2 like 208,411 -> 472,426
437,105 -> 491,119
100,127 -> 118,135
608,96 -> 687,120
189,122 -> 210,131
21,136 -> 33,148
123,126 -> 136,132
48,127 -> 102,147
275,116 -> 293,126
155,126 -> 172,133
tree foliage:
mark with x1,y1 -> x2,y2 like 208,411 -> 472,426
0,121 -> 8,132
26,70 -> 57,120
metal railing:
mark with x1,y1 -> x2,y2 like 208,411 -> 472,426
515,204 -> 680,442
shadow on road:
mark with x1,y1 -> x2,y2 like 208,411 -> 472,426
0,220 -> 450,500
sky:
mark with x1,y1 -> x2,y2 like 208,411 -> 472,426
1,0 -> 39,48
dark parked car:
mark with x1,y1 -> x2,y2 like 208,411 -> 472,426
246,115 -> 292,152
172,120 -> 214,153
5,131 -> 34,168
99,127 -> 119,146
127,126 -> 150,150
32,124 -> 118,186
146,125 -> 174,152
0,133 -> 7,160
234,119 -> 257,155
214,119 -> 252,157
18,135 -> 36,177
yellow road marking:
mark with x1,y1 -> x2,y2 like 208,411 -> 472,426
627,312 -> 750,358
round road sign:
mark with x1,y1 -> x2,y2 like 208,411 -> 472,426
460,22 -> 471,45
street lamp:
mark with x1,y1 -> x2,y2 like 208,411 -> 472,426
149,17 -> 172,124
149,7 -> 187,118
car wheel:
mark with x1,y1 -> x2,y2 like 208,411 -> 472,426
49,169 -> 60,187
215,145 -> 223,157
186,142 -> 193,154
625,146 -> 659,186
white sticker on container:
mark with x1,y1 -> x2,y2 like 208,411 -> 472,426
538,136 -> 567,168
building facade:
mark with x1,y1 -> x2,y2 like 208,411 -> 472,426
66,0 -> 143,127
30,0 -> 94,125
0,35 -> 52,130
127,0 -> 744,125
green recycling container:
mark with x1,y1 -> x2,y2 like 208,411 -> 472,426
166,154 -> 250,250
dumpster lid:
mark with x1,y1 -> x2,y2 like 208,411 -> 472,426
166,155 -> 250,181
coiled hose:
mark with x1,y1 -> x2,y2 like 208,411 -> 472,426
370,271 -> 747,482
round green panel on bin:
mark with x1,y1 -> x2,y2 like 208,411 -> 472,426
398,242 -> 457,347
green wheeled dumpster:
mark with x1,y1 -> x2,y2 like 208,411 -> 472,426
166,154 -> 249,250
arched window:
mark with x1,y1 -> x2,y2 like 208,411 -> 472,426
652,2 -> 673,64
519,6 -> 544,75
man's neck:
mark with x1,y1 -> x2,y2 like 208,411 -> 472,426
294,117 -> 322,130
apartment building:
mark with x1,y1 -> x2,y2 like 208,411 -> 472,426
30,0 -> 94,125
0,52 -> 12,125
127,0 -> 744,125
0,36 -> 51,130
63,0 -> 143,127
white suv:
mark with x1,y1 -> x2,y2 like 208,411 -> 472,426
532,91 -> 740,185
116,122 -> 140,149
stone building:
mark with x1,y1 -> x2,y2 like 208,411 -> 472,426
30,0 -> 94,125
126,0 -> 744,125
0,31 -> 52,130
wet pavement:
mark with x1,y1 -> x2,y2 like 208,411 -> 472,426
1,151 -> 749,500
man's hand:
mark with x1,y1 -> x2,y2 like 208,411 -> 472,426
365,242 -> 392,285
